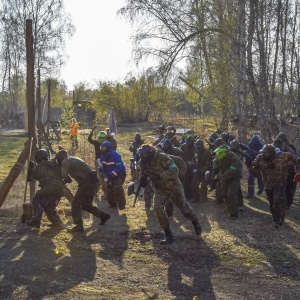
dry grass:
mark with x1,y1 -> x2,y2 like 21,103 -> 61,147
1,122 -> 300,299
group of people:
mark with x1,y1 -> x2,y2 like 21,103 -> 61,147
25,121 -> 300,245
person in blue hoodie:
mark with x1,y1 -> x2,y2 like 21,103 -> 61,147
246,135 -> 265,198
98,141 -> 127,210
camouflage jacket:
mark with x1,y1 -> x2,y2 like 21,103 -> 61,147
29,160 -> 64,198
216,151 -> 243,181
140,151 -> 179,190
167,154 -> 187,178
61,156 -> 92,184
251,152 -> 298,189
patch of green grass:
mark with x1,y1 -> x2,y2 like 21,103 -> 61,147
0,136 -> 26,181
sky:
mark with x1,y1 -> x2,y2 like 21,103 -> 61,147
60,0 -> 139,91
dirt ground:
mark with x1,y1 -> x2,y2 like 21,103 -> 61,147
1,127 -> 300,299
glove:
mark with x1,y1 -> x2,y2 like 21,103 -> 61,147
63,176 -> 73,184
140,176 -> 148,188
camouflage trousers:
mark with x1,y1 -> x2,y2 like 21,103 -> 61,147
72,175 -> 107,224
265,183 -> 287,225
221,177 -> 241,215
107,174 -> 126,209
153,179 -> 198,230
70,135 -> 78,147
32,194 -> 62,224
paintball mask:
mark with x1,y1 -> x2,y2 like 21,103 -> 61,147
195,139 -> 204,152
261,144 -> 276,162
134,132 -> 141,142
214,145 -> 228,160
100,141 -> 112,155
137,144 -> 155,163
162,139 -> 173,153
186,135 -> 195,147
34,149 -> 49,163
98,131 -> 107,144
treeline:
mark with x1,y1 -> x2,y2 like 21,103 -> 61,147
1,0 -> 300,142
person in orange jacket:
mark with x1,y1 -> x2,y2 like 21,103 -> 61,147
69,118 -> 80,148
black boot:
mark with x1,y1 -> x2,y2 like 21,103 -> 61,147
160,227 -> 174,244
99,212 -> 111,225
71,222 -> 84,232
192,220 -> 202,235
26,219 -> 41,228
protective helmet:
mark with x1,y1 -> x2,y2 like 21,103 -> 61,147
100,141 -> 112,154
35,149 -> 49,161
195,139 -> 204,151
214,145 -> 228,160
213,138 -> 226,150
221,132 -> 230,142
261,144 -> 276,161
186,135 -> 195,146
230,139 -> 240,150
166,126 -> 176,133
182,132 -> 190,140
277,132 -> 289,144
208,132 -> 219,144
56,149 -> 68,165
162,139 -> 173,152
137,144 -> 155,163
98,131 -> 107,144
135,132 -> 141,141
158,125 -> 165,132
272,138 -> 284,150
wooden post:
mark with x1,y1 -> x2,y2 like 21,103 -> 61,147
37,68 -> 42,148
47,79 -> 51,136
26,19 -> 36,202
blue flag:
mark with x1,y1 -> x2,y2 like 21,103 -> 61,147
107,108 -> 117,135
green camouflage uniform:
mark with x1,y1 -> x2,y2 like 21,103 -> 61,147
252,152 -> 298,225
140,151 -> 199,229
216,151 -> 243,215
28,160 -> 64,224
61,156 -> 109,225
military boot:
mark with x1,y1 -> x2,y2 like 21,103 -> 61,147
192,220 -> 202,235
160,227 -> 174,244
26,219 -> 41,228
99,212 -> 111,225
71,222 -> 84,232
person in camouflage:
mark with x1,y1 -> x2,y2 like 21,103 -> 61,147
26,149 -> 65,229
164,126 -> 181,147
250,144 -> 300,227
160,139 -> 188,218
191,139 -> 212,202
138,144 -> 202,244
56,150 -> 111,232
181,135 -> 196,199
161,138 -> 186,161
153,124 -> 166,146
273,138 -> 297,209
214,145 -> 243,219
129,132 -> 144,181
